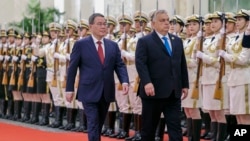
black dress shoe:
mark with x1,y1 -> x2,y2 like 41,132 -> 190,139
109,130 -> 122,138
103,128 -> 114,136
64,123 -> 75,130
117,131 -> 129,139
132,132 -> 141,141
155,137 -> 163,141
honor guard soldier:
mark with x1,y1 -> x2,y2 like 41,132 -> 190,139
169,15 -> 185,40
199,13 -> 213,140
144,23 -> 152,35
46,22 -> 65,128
196,11 -> 228,141
122,11 -> 149,141
3,28 -> 17,119
31,31 -> 52,126
129,27 -> 136,38
109,14 -> 133,139
55,19 -> 78,131
11,32 -> 23,121
78,19 -> 89,39
181,15 -> 203,141
0,29 -> 8,118
58,29 -> 66,43
219,9 -> 250,141
101,15 -> 119,137
26,33 -> 43,124
19,32 -> 32,122
105,16 -> 117,40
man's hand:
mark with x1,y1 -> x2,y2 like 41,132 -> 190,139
181,88 -> 188,100
66,92 -> 74,103
122,83 -> 129,95
144,83 -> 155,96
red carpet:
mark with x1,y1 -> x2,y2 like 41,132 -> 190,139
0,121 -> 197,141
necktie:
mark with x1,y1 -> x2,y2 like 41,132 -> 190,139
97,41 -> 104,64
162,36 -> 172,56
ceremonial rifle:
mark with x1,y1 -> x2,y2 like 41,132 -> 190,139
214,0 -> 226,100
191,0 -> 203,99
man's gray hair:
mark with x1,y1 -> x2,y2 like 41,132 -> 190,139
152,10 -> 168,21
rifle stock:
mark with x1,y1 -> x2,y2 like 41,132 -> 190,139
27,48 -> 36,88
18,47 -> 26,89
9,48 -> 17,86
2,48 -> 9,85
191,30 -> 204,99
51,41 -> 59,87
62,39 -> 70,88
133,76 -> 140,93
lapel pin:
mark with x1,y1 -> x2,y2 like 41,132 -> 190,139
171,37 -> 174,40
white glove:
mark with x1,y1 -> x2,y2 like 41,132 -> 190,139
218,50 -> 226,57
21,55 -> 27,60
0,55 -> 3,61
196,51 -> 204,59
4,55 -> 10,61
220,28 -> 225,35
105,34 -> 111,39
12,56 -> 18,62
65,39 -> 70,44
66,53 -> 70,60
197,30 -> 203,38
31,55 -> 38,62
120,33 -> 127,40
53,52 -> 61,59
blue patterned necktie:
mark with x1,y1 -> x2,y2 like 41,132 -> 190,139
162,36 -> 172,56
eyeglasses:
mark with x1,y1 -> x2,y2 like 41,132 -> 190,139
94,22 -> 107,26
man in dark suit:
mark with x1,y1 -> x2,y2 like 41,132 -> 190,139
135,10 -> 189,141
65,13 -> 129,141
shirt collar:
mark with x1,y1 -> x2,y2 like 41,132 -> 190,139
155,31 -> 170,40
92,35 -> 104,44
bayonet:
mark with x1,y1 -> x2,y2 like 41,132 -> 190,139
139,0 -> 143,36
156,0 -> 158,10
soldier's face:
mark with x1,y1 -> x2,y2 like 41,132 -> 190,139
134,20 -> 146,32
15,38 -> 22,46
211,18 -> 222,33
226,22 -> 235,33
42,36 -> 50,44
188,21 -> 199,35
169,23 -> 183,34
78,28 -> 88,37
236,17 -> 247,31
204,23 -> 213,35
1,37 -> 7,43
119,23 -> 131,33
107,24 -> 115,33
24,38 -> 30,46
50,30 -> 58,39
152,13 -> 170,35
8,36 -> 15,44
65,28 -> 74,37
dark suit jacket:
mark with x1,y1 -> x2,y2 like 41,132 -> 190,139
135,30 -> 189,99
242,34 -> 250,48
66,36 -> 129,103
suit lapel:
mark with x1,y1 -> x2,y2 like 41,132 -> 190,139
168,34 -> 176,57
103,38 -> 110,66
151,31 -> 169,56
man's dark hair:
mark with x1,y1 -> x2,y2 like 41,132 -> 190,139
89,13 -> 105,25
